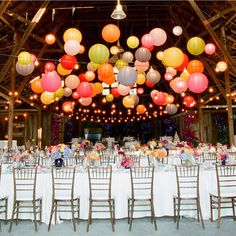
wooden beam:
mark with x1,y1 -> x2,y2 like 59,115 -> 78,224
5,10 -> 30,24
228,0 -> 236,12
207,7 -> 233,24
0,1 -> 11,18
18,28 -> 45,44
16,76 -> 31,96
0,91 -> 10,100
0,1 -> 50,83
198,106 -> 205,142
0,16 -> 16,31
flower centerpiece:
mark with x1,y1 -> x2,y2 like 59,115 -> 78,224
149,149 -> 167,166
93,143 -> 106,152
87,152 -> 100,166
218,153 -> 228,166
12,153 -> 28,169
179,148 -> 196,165
120,157 -> 134,169
141,144 -> 149,155
160,139 -> 173,149
149,140 -> 157,150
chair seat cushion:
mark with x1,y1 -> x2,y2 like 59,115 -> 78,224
210,191 -> 236,198
173,194 -> 197,199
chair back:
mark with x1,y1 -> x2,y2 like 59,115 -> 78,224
203,152 -> 217,162
74,152 -> 84,166
129,154 -> 140,167
64,157 -> 78,166
130,166 -> 154,199
88,166 -> 112,199
100,154 -> 115,166
175,165 -> 199,198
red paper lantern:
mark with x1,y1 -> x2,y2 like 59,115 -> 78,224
79,73 -> 86,82
61,54 -> 77,70
111,88 -> 120,97
41,71 -> 61,92
62,101 -> 74,113
146,79 -> 155,88
44,62 -> 56,73
76,82 -> 93,98
72,91 -> 80,99
153,92 -> 166,105
188,73 -> 208,94
175,53 -> 189,71
183,96 -> 196,108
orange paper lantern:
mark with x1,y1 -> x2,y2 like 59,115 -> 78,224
102,24 -> 120,43
31,78 -> 44,94
187,60 -> 204,74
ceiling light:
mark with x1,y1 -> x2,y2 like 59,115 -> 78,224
111,0 -> 126,20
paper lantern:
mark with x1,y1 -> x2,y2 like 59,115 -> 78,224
31,78 -> 44,94
188,73 -> 208,93
102,24 -> 120,43
153,92 -> 166,105
98,63 -> 114,79
117,66 -> 137,86
205,43 -> 216,55
137,87 -> 144,95
216,61 -> 227,72
164,72 -> 173,81
149,28 -> 167,46
172,26 -> 183,36
18,51 -> 32,65
156,51 -> 164,60
136,104 -> 146,114
87,62 -> 98,72
54,87 -> 64,100
162,47 -> 184,68
62,101 -> 74,113
63,28 -> 82,43
117,84 -> 130,96
90,84 -> 97,98
166,94 -> 175,104
64,40 -> 81,56
16,62 -> 34,76
85,71 -> 96,81
45,33 -> 56,45
183,96 -> 196,108
94,82 -> 103,94
165,104 -> 177,115
187,37 -> 205,56
187,60 -> 204,74
122,95 -> 135,108
44,62 -> 56,73
110,46 -> 119,55
136,72 -> 146,85
111,87 -> 120,97
79,97 -> 92,106
57,63 -> 72,76
122,51 -> 134,63
65,75 -> 80,89
40,91 -> 54,105
175,53 -> 189,71
61,54 -> 77,70
78,45 -> 85,54
132,94 -> 140,105
76,82 -> 93,98
127,36 -> 139,49
106,94 -> 114,102
64,87 -> 72,97
180,69 -> 190,80
135,47 -> 151,62
88,44 -> 110,64
103,76 -> 115,85
146,68 -> 161,84
134,60 -> 149,72
150,90 -> 158,98
170,77 -> 188,93
41,71 -> 61,92
141,34 -> 154,48
146,79 -> 155,88
31,54 -> 36,63
115,59 -> 128,70
166,67 -> 177,76
72,91 -> 80,99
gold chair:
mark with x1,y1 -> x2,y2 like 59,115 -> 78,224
129,155 -> 141,167
210,164 -> 236,228
48,167 -> 80,232
64,157 -> 78,166
87,166 -> 115,232
9,167 -> 42,232
173,165 -> 204,229
74,152 -> 84,166
203,152 -> 217,162
100,154 -> 115,166
128,166 -> 157,231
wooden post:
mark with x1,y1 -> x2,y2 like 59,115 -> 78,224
37,109 -> 42,149
198,106 -> 204,142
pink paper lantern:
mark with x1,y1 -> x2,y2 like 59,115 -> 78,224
76,82 -> 93,98
64,87 -> 72,97
79,97 -> 92,106
65,74 -> 80,89
137,87 -> 144,95
170,77 -> 188,94
117,84 -> 130,96
164,72 -> 173,81
134,60 -> 149,72
41,71 -> 61,92
150,89 -> 158,98
62,101 -> 74,113
141,34 -> 154,48
149,28 -> 167,46
44,62 -> 56,73
205,43 -> 216,55
153,92 -> 166,105
188,73 -> 208,94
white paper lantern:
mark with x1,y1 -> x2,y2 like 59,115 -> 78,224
64,40 -> 81,56
117,66 -> 137,86
65,75 -> 80,89
64,87 -> 72,97
146,68 -> 161,84
172,26 -> 183,36
79,97 -> 92,106
16,61 -> 34,76
122,51 -> 134,63
165,104 -> 178,115
135,47 -> 151,62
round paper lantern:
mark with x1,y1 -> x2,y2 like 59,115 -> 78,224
31,78 -> 44,94
18,51 -> 32,65
63,28 -> 82,43
172,26 -> 183,36
64,87 -> 72,97
45,33 -> 56,45
44,62 -> 56,73
137,87 -> 144,95
117,84 -> 130,96
216,61 -> 227,72
31,54 -> 36,63
64,40 -> 80,56
40,91 -> 54,105
132,94 -> 140,105
166,94 -> 175,104
141,34 -> 154,48
54,87 -> 64,100
166,67 -> 177,76
72,91 -> 80,99
16,61 -> 34,76
146,79 -> 155,88
41,71 -> 61,92
180,69 -> 190,80
90,84 -> 97,98
150,89 -> 158,98
103,76 -> 115,85
106,94 -> 114,102
175,53 -> 189,71
170,77 -> 188,93
94,82 -> 103,94
205,43 -> 216,55
88,44 -> 109,64
62,101 -> 74,113
135,47 -> 151,62
61,54 -> 77,70
149,28 -> 167,46
85,71 -> 96,81
127,36 -> 139,49
87,62 -> 98,72
164,72 -> 173,81
65,74 -> 80,89
136,104 -> 146,114
115,59 -> 128,70
79,97 -> 92,106
98,63 -> 114,79
153,92 -> 166,105
122,51 -> 134,63
111,87 -> 120,97
162,47 -> 184,68
123,95 -> 135,108
187,37 -> 205,56
146,68 -> 161,84
156,51 -> 164,60
136,72 -> 146,85
57,63 -> 72,76
102,24 -> 120,43
165,104 -> 178,115
110,46 -> 119,55
117,66 -> 137,86
78,45 -> 85,54
134,60 -> 149,72
183,96 -> 196,108
187,60 -> 204,74
76,82 -> 93,98
188,73 -> 208,93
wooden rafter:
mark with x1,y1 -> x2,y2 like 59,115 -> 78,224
0,16 -> 15,31
5,10 -> 30,24
228,0 -> 236,12
0,1 -> 11,18
0,91 -> 10,100
207,7 -> 233,24
16,76 -> 31,96
0,1 -> 50,83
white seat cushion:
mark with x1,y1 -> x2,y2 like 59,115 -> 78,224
173,194 -> 197,199
210,191 -> 236,198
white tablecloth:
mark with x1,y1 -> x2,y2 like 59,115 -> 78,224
0,167 -> 233,224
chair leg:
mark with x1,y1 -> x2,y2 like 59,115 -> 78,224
173,197 -> 176,223
48,201 -> 55,232
232,198 -> 236,221
77,198 -> 80,225
16,202 -> 19,225
5,198 -> 8,225
196,199 -> 200,222
71,200 -> 76,232
176,198 -> 181,230
197,198 -> 205,229
112,200 -> 115,225
128,199 -> 130,224
151,200 -> 157,230
86,200 -> 92,232
33,201 -> 38,232
39,199 -> 42,224
54,201 -> 57,224
108,200 -> 115,232
129,200 -> 135,231
217,198 -> 221,229
9,201 -> 16,233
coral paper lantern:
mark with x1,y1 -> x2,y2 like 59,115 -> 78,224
98,63 -> 114,79
41,71 -> 62,92
45,33 -> 56,45
165,104 -> 178,115
134,60 -> 149,72
150,90 -> 158,98
187,37 -> 205,56
72,91 -> 80,99
175,54 -> 189,71
40,91 -> 54,105
57,63 -> 72,76
146,68 -> 161,84
63,28 -> 82,43
64,40 -> 81,56
170,77 -> 188,94
141,34 -> 154,48
18,51 -> 32,65
162,47 -> 184,68
135,47 -> 151,63
62,101 -> 74,113
137,87 -> 144,95
64,87 -> 72,97
16,62 -> 34,76
88,44 -> 110,64
117,66 -> 137,86
78,45 -> 85,54
102,24 -> 120,43
153,92 -> 166,105
85,71 -> 96,81
164,72 -> 173,81
76,82 -> 93,98
65,74 -> 80,89
136,104 -> 146,114
61,54 -> 77,70
103,76 -> 115,85
188,73 -> 208,94
31,78 -> 44,94
117,84 -> 130,96
205,43 -> 216,55
79,97 -> 92,106
44,62 -> 56,73
183,96 -> 196,108
187,60 -> 204,74
127,36 -> 139,49
149,28 -> 167,46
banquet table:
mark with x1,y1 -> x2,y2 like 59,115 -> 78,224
0,165 -> 234,224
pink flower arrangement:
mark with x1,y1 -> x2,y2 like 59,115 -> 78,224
12,153 -> 28,162
120,157 -> 134,169
93,143 -> 106,151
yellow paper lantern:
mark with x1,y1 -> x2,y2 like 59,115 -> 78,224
115,59 -> 128,70
54,87 -> 64,100
216,61 -> 227,72
40,91 -> 54,105
156,51 -> 164,60
127,36 -> 139,49
106,94 -> 114,102
166,94 -> 175,104
18,51 -> 32,65
94,82 -> 103,94
57,63 -> 72,76
180,69 -> 190,80
136,72 -> 146,85
63,28 -> 82,43
88,44 -> 110,64
122,95 -> 135,108
187,37 -> 205,56
162,47 -> 184,68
